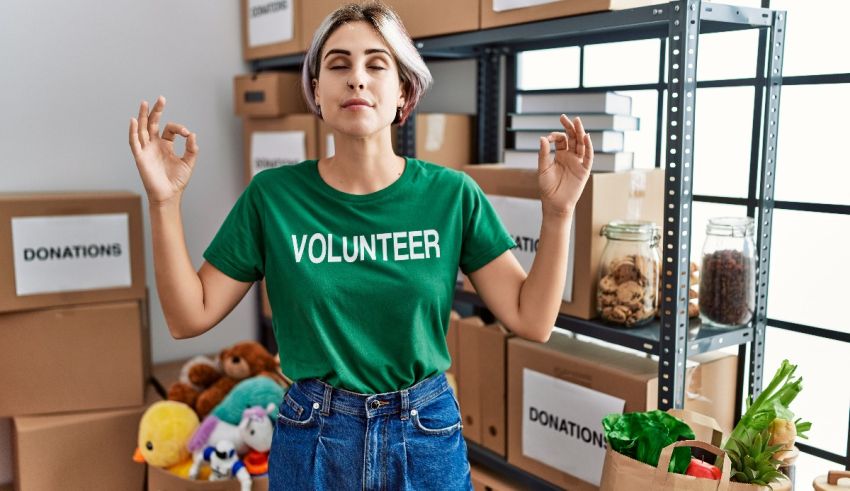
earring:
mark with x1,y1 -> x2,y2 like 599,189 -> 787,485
316,104 -> 322,120
392,106 -> 402,125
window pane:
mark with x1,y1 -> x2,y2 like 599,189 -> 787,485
583,39 -> 660,87
688,202 -> 748,267
775,84 -> 850,206
763,328 -> 849,456
517,46 -> 580,90
767,209 -> 850,334
618,90 -> 658,169
696,30 -> 759,81
770,0 -> 850,76
692,87 -> 754,198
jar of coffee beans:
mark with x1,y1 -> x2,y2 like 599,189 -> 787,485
597,220 -> 660,327
698,217 -> 756,328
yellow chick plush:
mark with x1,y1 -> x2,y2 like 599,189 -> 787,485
134,400 -> 205,478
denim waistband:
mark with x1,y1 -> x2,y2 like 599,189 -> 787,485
289,372 -> 450,420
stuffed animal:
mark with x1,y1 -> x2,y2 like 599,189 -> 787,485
167,355 -> 221,410
191,440 -> 252,491
133,401 -> 206,478
169,341 -> 283,419
187,376 -> 284,471
238,404 -> 276,476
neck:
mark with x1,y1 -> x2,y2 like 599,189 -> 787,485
320,127 -> 404,195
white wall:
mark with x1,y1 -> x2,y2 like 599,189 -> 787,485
0,2 -> 254,484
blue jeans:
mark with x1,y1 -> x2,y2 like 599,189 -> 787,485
268,372 -> 473,490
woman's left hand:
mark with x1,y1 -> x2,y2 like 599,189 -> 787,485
537,114 -> 594,217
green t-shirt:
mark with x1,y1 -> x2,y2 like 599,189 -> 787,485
203,157 -> 516,393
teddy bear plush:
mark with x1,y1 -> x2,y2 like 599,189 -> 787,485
168,341 -> 284,419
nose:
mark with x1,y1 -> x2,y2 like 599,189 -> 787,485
347,65 -> 367,90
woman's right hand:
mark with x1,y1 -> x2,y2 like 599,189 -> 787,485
129,96 -> 199,206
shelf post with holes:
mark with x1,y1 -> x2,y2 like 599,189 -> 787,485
749,7 -> 786,400
657,0 -> 702,410
477,47 -> 502,163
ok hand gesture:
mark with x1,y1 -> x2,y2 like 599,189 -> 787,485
537,114 -> 594,217
129,96 -> 199,206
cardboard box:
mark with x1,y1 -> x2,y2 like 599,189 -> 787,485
241,0 -> 302,60
506,332 -> 737,490
414,114 -> 474,169
318,114 -> 472,169
303,0 -> 478,43
234,72 -> 310,118
0,192 -> 145,314
243,115 -> 319,184
461,165 -> 664,319
0,300 -> 146,417
148,465 -> 269,491
458,316 -> 513,457
481,0 -> 667,29
470,463 -> 524,491
12,405 -> 146,491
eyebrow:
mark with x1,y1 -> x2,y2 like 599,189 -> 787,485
323,48 -> 391,60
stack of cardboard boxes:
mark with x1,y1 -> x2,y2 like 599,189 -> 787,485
240,0 -> 666,60
0,192 -> 151,490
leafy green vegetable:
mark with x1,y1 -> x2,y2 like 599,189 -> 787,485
602,410 -> 695,474
723,359 -> 812,485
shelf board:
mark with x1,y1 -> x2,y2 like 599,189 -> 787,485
253,2 -> 777,70
466,440 -> 563,491
453,289 -> 753,356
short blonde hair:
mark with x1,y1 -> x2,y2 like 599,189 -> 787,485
301,2 -> 433,125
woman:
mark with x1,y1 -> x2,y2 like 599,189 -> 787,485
128,2 -> 593,489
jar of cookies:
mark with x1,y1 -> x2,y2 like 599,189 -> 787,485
597,220 -> 660,327
698,217 -> 756,328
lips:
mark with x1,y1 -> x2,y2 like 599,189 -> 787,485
342,98 -> 372,108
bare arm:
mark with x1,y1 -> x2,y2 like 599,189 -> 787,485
469,211 -> 571,343
130,96 -> 252,339
468,114 -> 593,343
149,201 -> 253,338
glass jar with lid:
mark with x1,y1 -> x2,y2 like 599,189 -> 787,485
597,220 -> 660,327
698,217 -> 757,328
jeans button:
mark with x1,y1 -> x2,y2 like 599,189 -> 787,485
313,402 -> 320,410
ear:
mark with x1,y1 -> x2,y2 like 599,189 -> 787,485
312,78 -> 320,105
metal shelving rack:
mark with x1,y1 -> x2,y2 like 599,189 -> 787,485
252,0 -> 788,486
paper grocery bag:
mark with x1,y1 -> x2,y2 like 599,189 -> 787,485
599,440 -> 731,491
600,409 -> 728,491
